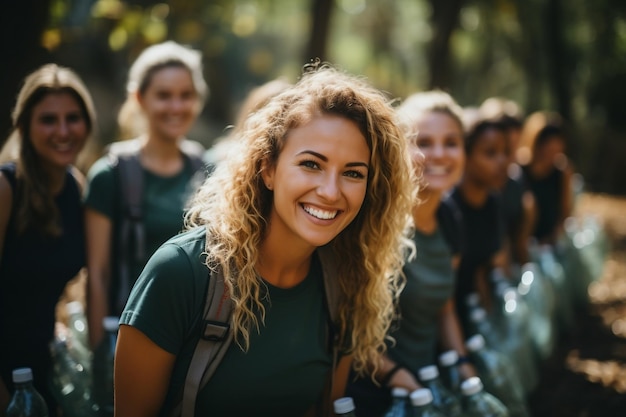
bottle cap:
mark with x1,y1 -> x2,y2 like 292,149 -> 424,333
438,350 -> 459,367
333,397 -> 355,414
391,387 -> 409,398
409,388 -> 433,406
418,365 -> 439,381
460,376 -> 483,396
465,334 -> 486,352
103,316 -> 120,331
465,292 -> 480,307
469,307 -> 487,323
66,301 -> 84,315
12,367 -> 33,383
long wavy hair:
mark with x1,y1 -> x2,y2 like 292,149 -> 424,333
185,64 -> 417,376
2,64 -> 96,236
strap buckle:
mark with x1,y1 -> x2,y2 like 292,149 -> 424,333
201,320 -> 230,341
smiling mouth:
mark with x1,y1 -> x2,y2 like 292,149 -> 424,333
425,166 -> 450,175
302,204 -> 338,220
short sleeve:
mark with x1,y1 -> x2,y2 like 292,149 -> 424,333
119,241 -> 207,354
83,157 -> 117,219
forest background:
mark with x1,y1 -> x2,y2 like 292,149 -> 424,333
1,0 -> 625,195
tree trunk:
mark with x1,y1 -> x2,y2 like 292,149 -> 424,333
0,0 -> 52,146
304,0 -> 334,64
427,0 -> 465,90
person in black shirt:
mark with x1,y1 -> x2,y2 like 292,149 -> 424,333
451,113 -> 509,320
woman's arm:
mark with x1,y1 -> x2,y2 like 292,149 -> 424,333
86,207 -> 113,348
114,325 -> 176,417
438,298 -> 478,380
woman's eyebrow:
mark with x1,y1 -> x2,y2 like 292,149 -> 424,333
297,150 -> 369,168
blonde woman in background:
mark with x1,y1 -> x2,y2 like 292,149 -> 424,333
83,41 -> 209,348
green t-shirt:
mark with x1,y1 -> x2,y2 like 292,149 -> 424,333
120,227 -> 333,417
388,227 -> 456,371
83,155 -> 201,314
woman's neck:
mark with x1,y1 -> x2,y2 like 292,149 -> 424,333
138,134 -> 184,175
412,188 -> 442,234
257,226 -> 314,289
458,178 -> 489,208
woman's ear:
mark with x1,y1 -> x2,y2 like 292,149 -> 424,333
260,159 -> 275,191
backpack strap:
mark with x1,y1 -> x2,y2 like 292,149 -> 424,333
170,265 -> 233,417
106,139 -> 206,313
106,139 -> 144,313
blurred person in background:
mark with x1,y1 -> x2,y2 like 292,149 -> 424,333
83,40 -> 208,348
516,111 -> 573,246
0,63 -> 96,416
450,112 -> 509,318
347,91 -> 477,416
480,97 -> 536,272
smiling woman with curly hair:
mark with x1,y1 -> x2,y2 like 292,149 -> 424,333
114,63 -> 417,417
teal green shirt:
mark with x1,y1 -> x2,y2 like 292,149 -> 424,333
388,227 -> 456,372
83,155 -> 201,314
120,227 -> 333,417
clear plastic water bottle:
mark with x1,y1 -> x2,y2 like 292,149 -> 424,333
516,262 -> 556,361
495,287 -> 539,394
467,307 -> 503,352
438,350 -> 462,395
49,338 -> 98,417
65,301 -> 92,371
92,316 -> 119,417
409,388 -> 447,417
417,365 -> 463,417
465,334 -> 529,417
383,387 -> 409,417
6,368 -> 49,417
333,397 -> 357,416
460,376 -> 509,417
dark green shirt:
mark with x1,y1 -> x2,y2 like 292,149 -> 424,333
83,155 -> 200,314
120,227 -> 333,417
389,227 -> 456,372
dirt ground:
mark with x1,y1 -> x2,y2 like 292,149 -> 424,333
528,193 -> 626,417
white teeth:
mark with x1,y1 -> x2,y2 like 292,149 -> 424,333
303,205 -> 338,220
425,165 -> 448,175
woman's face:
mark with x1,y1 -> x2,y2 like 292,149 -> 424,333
29,91 -> 88,170
465,127 -> 508,190
412,111 -> 465,193
138,66 -> 199,141
262,114 -> 370,250
534,135 -> 565,168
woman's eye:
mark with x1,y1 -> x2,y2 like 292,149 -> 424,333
40,115 -> 57,125
344,170 -> 366,179
300,160 -> 319,169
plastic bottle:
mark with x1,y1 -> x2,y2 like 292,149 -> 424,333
92,316 -> 119,417
6,368 -> 49,417
333,397 -> 357,416
49,338 -> 98,417
65,301 -> 92,371
417,365 -> 463,417
460,376 -> 509,417
467,307 -> 503,352
383,387 -> 409,417
438,350 -> 462,395
465,334 -> 529,417
409,388 -> 447,417
516,262 -> 556,361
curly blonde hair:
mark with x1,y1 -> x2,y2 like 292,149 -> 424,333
185,64 -> 416,376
